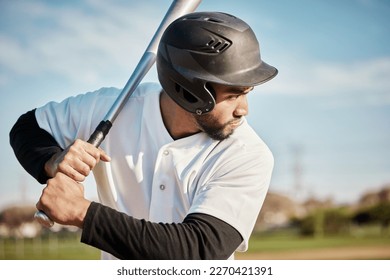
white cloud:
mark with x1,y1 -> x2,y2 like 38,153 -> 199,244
314,58 -> 390,94
0,1 -> 167,88
261,56 -> 390,105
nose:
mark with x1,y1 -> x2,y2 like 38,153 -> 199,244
234,95 -> 248,117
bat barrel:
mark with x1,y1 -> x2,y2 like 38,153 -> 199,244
145,0 -> 202,54
104,0 -> 202,124
103,52 -> 156,124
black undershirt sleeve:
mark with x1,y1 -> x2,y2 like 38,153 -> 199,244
9,109 -> 63,184
81,202 -> 243,260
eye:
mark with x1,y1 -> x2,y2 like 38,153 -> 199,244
226,94 -> 239,100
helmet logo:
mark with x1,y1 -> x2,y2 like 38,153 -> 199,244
200,31 -> 232,54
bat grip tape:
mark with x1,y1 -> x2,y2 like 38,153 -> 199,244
87,120 -> 113,148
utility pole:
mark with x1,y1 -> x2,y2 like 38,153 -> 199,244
19,176 -> 27,205
291,144 -> 304,202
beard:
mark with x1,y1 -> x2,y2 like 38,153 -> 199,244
194,114 -> 241,141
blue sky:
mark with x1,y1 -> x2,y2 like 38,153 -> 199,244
1,0 -> 389,209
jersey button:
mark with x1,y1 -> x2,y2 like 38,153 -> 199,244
159,184 -> 166,190
163,150 -> 169,156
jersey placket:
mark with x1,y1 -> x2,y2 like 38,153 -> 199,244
149,144 -> 176,223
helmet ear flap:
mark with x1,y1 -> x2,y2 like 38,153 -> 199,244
205,83 -> 216,100
174,82 -> 215,115
176,83 -> 198,104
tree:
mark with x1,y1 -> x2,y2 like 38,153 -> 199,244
295,207 -> 350,237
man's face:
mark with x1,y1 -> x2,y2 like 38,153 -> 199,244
194,83 -> 253,141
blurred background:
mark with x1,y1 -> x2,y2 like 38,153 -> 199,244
1,0 -> 389,259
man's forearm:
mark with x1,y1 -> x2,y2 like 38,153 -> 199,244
9,109 -> 63,184
81,202 -> 243,260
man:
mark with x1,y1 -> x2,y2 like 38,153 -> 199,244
10,12 -> 277,259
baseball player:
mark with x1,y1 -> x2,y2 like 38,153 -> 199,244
10,12 -> 277,259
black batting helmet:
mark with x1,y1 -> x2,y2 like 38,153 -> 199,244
157,12 -> 278,115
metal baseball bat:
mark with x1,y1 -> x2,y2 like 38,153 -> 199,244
35,0 -> 202,228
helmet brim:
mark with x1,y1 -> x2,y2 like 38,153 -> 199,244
210,60 -> 278,87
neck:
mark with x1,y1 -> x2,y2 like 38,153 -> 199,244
160,91 -> 200,140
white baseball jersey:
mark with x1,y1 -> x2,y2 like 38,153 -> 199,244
35,83 -> 274,259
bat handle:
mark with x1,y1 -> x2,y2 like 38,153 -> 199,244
87,120 -> 113,147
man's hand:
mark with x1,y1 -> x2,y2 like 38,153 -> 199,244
36,172 -> 91,228
44,139 -> 111,181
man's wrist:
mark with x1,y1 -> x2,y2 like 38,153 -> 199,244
44,152 -> 60,178
76,199 -> 92,229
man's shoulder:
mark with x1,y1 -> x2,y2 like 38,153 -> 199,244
232,120 -> 269,148
222,120 -> 273,161
131,82 -> 162,98
83,87 -> 121,99
84,82 -> 161,99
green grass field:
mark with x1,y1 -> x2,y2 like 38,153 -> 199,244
246,231 -> 390,253
1,227 -> 389,260
0,233 -> 100,260
237,227 -> 390,259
